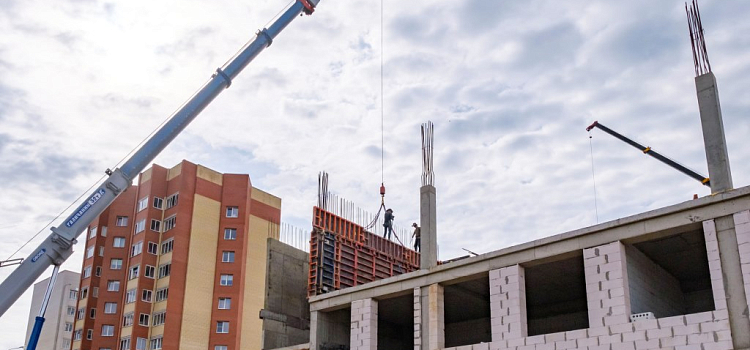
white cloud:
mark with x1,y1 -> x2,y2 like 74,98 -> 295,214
2,0 -> 750,347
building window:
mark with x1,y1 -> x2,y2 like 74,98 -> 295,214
90,308 -> 96,319
73,329 -> 82,340
86,246 -> 95,259
216,321 -> 229,333
101,226 -> 107,237
92,287 -> 99,298
155,287 -> 169,302
224,228 -> 237,240
166,193 -> 178,209
131,241 -> 143,257
64,322 -> 73,332
104,302 -> 117,314
147,242 -> 158,255
135,219 -> 146,234
67,306 -> 75,316
77,308 -> 85,320
215,346 -> 228,350
80,287 -> 88,299
218,298 -> 231,310
161,239 -> 174,254
107,280 -> 120,292
150,219 -> 161,232
95,266 -> 102,277
110,258 -> 123,270
89,227 -> 98,239
83,266 -> 92,278
152,311 -> 166,326
138,313 -> 150,326
116,216 -> 129,227
136,337 -> 147,350
142,289 -> 152,303
221,251 -> 235,263
129,265 -> 140,280
220,274 -> 233,286
125,289 -> 136,303
163,215 -> 176,232
120,337 -> 131,350
102,325 -> 115,337
226,206 -> 238,218
137,197 -> 148,212
145,265 -> 155,278
123,312 -> 134,327
99,246 -> 105,257
87,328 -> 93,340
61,338 -> 71,349
153,197 -> 163,209
158,263 -> 171,278
113,237 -> 126,248
149,336 -> 163,350
69,289 -> 78,300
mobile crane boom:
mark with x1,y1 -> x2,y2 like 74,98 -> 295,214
586,121 -> 710,187
0,0 -> 321,317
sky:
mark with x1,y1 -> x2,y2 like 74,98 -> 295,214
1,0 -> 750,347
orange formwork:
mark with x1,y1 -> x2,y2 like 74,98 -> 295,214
308,206 -> 420,297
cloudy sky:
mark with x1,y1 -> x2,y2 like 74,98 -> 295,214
1,0 -> 750,346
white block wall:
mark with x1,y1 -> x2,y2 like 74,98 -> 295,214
584,242 -> 631,328
443,310 -> 731,350
733,210 -> 750,312
703,220 -> 729,311
416,287 -> 422,350
489,264 -> 527,345
625,244 -> 685,317
351,298 -> 378,350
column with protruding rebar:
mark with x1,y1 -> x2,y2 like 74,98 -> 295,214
420,121 -> 438,269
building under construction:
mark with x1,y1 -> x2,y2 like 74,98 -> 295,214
268,3 -> 750,350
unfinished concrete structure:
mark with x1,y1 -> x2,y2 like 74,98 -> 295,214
302,184 -> 750,350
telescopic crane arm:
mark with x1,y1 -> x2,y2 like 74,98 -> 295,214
0,0 -> 322,317
586,121 -> 710,187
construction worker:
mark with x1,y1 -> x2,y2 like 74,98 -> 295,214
383,208 -> 394,239
412,222 -> 421,252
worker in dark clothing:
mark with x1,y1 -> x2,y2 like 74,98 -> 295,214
412,222 -> 421,252
383,208 -> 394,239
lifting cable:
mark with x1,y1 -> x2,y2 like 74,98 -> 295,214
588,131 -> 600,224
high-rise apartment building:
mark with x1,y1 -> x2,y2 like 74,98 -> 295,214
71,160 -> 281,350
25,269 -> 81,350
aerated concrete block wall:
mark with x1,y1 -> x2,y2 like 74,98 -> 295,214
733,210 -> 750,312
351,299 -> 378,350
584,242 -> 631,328
625,245 -> 685,318
703,220 -> 730,312
489,265 -> 527,342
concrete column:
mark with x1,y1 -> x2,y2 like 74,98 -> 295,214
583,242 -> 631,328
310,311 -> 321,350
351,299 -> 378,350
420,283 -> 444,350
420,185 -> 438,269
695,72 -> 733,193
705,217 -> 750,349
489,265 -> 527,349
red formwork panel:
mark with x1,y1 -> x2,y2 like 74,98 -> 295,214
308,206 -> 420,297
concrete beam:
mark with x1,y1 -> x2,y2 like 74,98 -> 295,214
421,185 -> 438,269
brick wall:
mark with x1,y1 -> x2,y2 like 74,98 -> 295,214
733,210 -> 750,311
703,220 -> 729,311
490,264 -> 527,345
351,299 -> 378,350
625,244 -> 685,317
584,242 -> 631,328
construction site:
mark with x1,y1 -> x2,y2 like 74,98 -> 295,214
2,1 -> 750,350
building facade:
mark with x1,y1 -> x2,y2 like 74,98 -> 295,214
72,160 -> 281,350
25,269 -> 81,350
